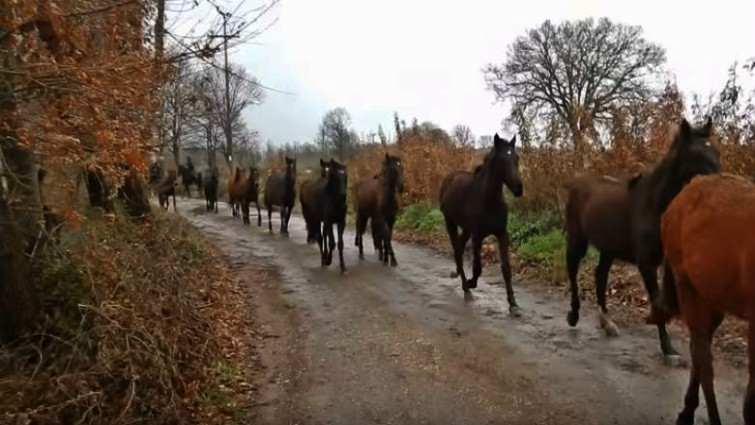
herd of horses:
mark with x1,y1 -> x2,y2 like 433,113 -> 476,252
148,117 -> 755,425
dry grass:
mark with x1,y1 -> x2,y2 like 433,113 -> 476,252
0,207 -> 258,424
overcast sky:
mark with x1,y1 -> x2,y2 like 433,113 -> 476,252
171,0 -> 755,145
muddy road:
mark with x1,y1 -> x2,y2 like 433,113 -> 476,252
175,198 -> 746,425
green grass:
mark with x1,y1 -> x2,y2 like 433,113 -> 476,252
394,201 -> 598,272
395,203 -> 445,233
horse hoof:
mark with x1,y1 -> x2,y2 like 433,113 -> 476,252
509,306 -> 522,318
599,315 -> 620,337
566,311 -> 579,327
390,260 -> 397,268
663,354 -> 684,368
449,271 -> 459,279
467,279 -> 478,289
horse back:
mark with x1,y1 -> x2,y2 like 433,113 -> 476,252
662,173 -> 755,318
439,171 -> 473,208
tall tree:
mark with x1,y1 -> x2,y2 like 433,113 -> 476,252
451,124 -> 475,147
317,107 -> 356,161
484,17 -> 666,161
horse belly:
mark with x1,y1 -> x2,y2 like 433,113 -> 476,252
580,198 -> 632,257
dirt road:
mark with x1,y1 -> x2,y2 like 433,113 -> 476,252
176,198 -> 746,425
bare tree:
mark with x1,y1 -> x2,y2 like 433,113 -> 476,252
318,107 -> 357,161
196,63 -> 264,168
377,124 -> 388,147
478,135 -> 493,150
484,17 -> 666,159
160,55 -> 198,165
451,124 -> 475,147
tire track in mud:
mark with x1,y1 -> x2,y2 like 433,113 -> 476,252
175,198 -> 746,425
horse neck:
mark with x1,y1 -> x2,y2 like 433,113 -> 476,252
650,159 -> 686,213
380,174 -> 399,208
476,162 -> 504,206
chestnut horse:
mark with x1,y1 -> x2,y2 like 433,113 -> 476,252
561,117 -> 718,362
439,133 -> 523,315
226,167 -> 246,217
353,153 -> 405,266
300,159 -> 330,244
227,167 -> 261,225
660,173 -> 755,425
264,156 -> 297,235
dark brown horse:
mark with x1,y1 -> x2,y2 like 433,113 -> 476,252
155,169 -> 178,211
226,167 -> 246,217
439,133 -> 523,315
300,159 -> 330,244
264,156 -> 297,235
561,117 -> 718,363
202,166 -> 219,213
239,167 -> 262,226
660,173 -> 755,425
353,153 -> 405,266
178,162 -> 201,198
299,158 -> 349,274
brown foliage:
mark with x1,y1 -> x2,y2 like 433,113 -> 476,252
0,212 -> 256,424
349,135 -> 478,204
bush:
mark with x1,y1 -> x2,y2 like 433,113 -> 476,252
395,203 -> 445,233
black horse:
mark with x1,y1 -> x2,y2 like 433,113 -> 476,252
178,160 -> 201,198
263,156 -> 297,235
439,133 -> 524,315
299,158 -> 349,274
300,159 -> 330,244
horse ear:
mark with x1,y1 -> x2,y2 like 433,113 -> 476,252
679,118 -> 692,140
320,158 -> 326,167
702,116 -> 713,136
510,135 -> 517,147
385,153 -> 390,161
493,133 -> 503,149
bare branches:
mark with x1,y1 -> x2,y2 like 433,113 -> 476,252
484,17 -> 667,151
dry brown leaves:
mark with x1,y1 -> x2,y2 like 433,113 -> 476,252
0,211 -> 258,424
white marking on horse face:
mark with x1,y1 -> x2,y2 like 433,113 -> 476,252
506,150 -> 512,155
704,141 -> 711,147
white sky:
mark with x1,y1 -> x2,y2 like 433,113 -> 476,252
171,0 -> 755,145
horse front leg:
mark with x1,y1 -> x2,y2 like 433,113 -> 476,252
337,220 -> 347,275
639,261 -> 680,360
325,222 -> 335,266
496,231 -> 520,317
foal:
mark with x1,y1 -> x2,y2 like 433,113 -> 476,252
354,153 -> 405,266
264,156 -> 297,235
562,117 -> 719,362
439,133 -> 523,315
661,173 -> 755,425
300,159 -> 330,244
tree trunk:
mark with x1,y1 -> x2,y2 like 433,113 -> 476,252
0,47 -> 41,341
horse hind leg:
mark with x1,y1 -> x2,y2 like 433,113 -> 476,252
565,228 -> 588,327
594,252 -> 618,336
355,213 -> 367,259
467,233 -> 483,290
444,220 -> 463,278
743,320 -> 755,425
676,282 -> 724,425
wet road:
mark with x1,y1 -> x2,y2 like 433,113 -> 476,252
175,198 -> 746,425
